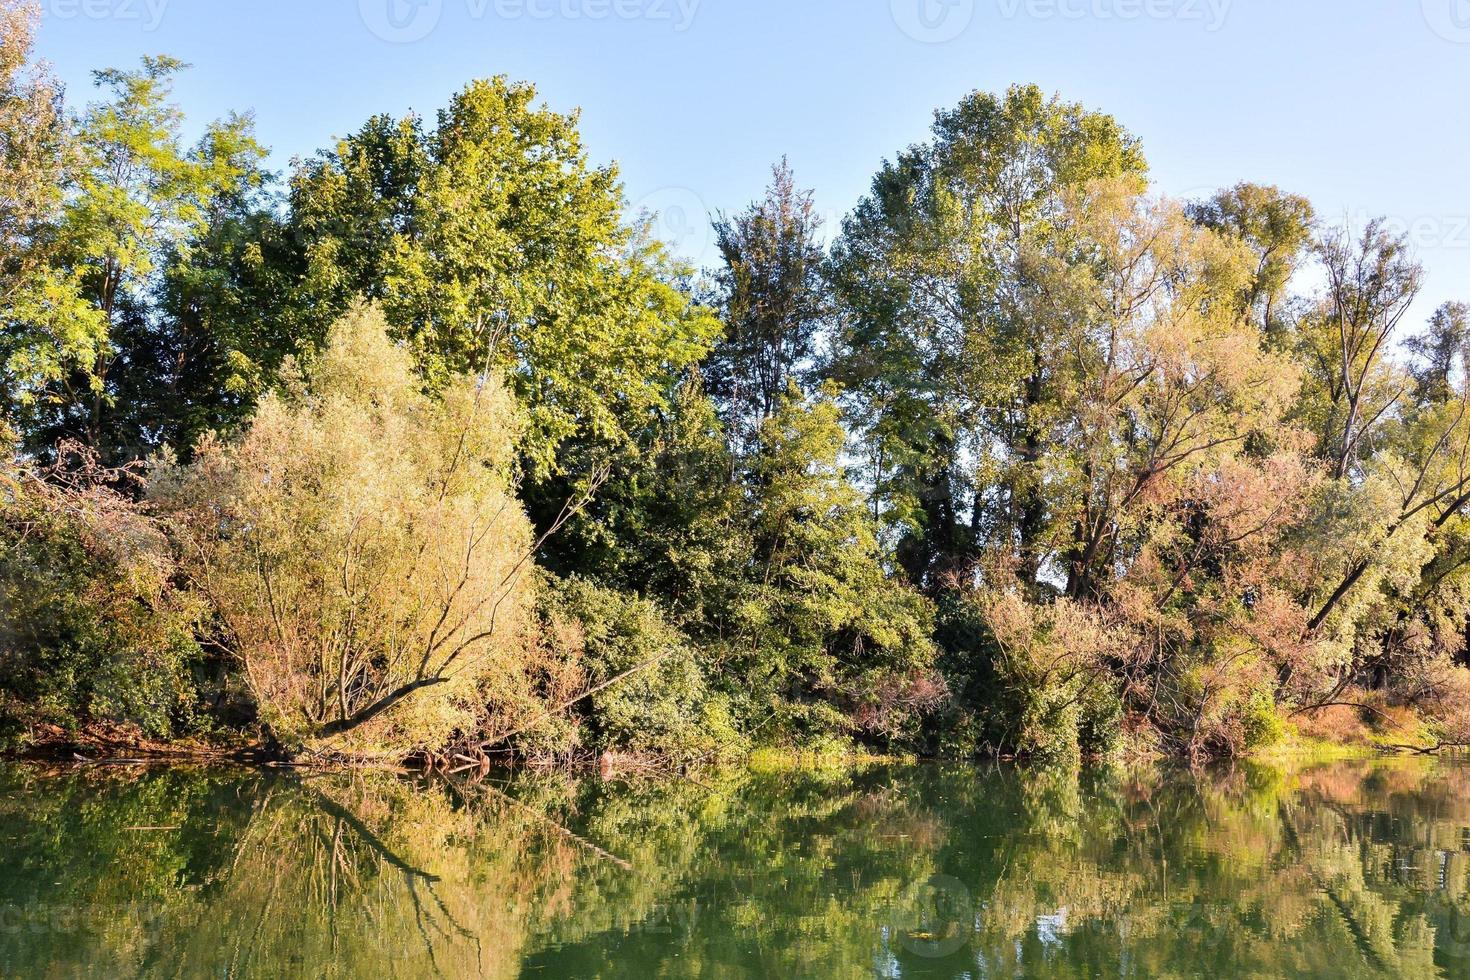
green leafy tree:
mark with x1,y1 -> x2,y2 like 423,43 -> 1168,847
730,385 -> 941,748
286,79 -> 720,587
289,78 -> 720,479
1187,183 -> 1316,338
707,158 -> 827,453
1406,301 -> 1470,406
825,84 -> 1148,589
287,113 -> 428,317
1296,219 -> 1423,481
0,0 -> 101,436
18,55 -> 268,461
137,204 -> 304,456
547,377 -> 748,624
1015,178 -> 1297,601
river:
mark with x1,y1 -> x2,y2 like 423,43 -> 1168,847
1,758 -> 1467,977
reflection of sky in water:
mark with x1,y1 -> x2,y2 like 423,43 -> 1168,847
1035,907 -> 1069,948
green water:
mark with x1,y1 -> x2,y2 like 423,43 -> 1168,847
1,759 -> 1469,978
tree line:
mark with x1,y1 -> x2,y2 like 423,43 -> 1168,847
3,0 -> 1469,761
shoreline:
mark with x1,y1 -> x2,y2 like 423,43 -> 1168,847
2,729 -> 1456,776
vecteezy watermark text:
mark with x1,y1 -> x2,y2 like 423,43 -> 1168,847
892,0 -> 1230,43
997,0 -> 1231,30
360,0 -> 700,43
45,0 -> 168,31
1346,209 -> 1470,252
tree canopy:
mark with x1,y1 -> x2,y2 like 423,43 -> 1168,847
3,8 -> 1469,762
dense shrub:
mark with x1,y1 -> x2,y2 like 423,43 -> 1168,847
0,447 -> 204,747
153,306 -> 548,755
939,589 -> 1125,763
544,578 -> 739,761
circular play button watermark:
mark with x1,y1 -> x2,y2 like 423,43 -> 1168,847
631,186 -> 716,270
888,874 -> 974,958
890,0 -> 975,43
1423,0 -> 1470,42
359,0 -> 444,43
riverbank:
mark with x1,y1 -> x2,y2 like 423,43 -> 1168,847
6,709 -> 1462,775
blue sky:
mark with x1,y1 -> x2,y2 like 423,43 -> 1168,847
34,0 -> 1470,323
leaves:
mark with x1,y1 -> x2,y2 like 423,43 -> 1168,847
153,306 -> 544,754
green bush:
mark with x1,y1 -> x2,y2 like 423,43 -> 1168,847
930,589 -> 1124,763
0,453 -> 205,748
1239,686 -> 1287,751
547,578 -> 738,761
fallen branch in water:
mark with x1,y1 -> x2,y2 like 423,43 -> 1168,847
1381,741 -> 1470,756
476,648 -> 677,753
486,785 -> 635,871
440,774 -> 634,871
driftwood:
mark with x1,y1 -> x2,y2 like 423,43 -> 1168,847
1381,741 -> 1470,756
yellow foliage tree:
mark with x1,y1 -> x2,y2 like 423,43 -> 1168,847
155,304 -> 554,755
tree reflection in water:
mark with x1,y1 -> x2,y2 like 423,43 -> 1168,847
1,759 -> 1469,978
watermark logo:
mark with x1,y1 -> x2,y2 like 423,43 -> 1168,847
361,0 -> 701,43
1424,0 -> 1470,43
1425,888 -> 1470,957
891,0 -> 976,43
44,0 -> 169,31
996,0 -> 1231,31
360,0 -> 444,43
1345,208 -> 1470,251
0,902 -> 166,938
887,874 -> 973,958
632,187 -> 716,270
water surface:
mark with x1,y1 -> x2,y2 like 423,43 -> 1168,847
1,758 -> 1469,978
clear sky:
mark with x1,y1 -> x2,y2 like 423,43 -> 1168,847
33,0 -> 1470,324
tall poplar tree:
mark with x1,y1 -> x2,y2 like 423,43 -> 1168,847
826,84 -> 1147,590
707,158 -> 827,454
